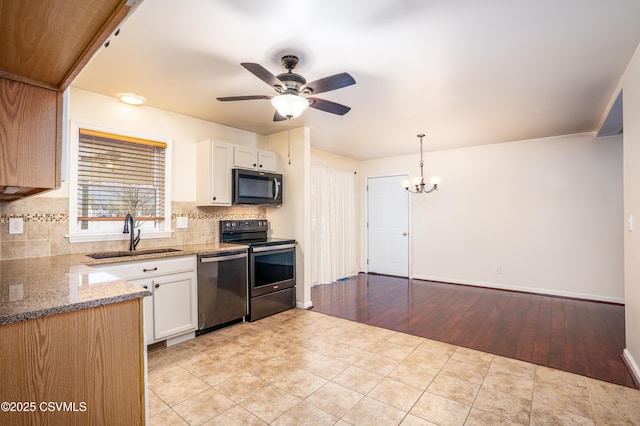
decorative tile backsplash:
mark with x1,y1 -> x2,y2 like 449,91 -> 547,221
0,213 -> 69,223
0,198 -> 266,260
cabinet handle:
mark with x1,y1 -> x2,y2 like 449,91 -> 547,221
259,164 -> 263,168
143,267 -> 158,272
154,283 -> 160,289
143,285 -> 148,289
253,163 -> 257,167
212,196 -> 217,201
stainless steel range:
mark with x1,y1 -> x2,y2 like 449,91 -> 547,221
220,220 -> 296,321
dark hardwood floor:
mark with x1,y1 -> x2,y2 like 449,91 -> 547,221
310,273 -> 637,388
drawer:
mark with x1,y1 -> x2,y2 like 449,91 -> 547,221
98,255 -> 196,280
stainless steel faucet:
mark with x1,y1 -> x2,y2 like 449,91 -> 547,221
123,213 -> 141,251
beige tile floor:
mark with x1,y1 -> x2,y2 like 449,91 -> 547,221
148,309 -> 640,425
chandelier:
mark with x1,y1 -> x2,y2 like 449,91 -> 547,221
401,134 -> 440,194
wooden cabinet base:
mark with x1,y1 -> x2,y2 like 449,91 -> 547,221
0,300 -> 145,425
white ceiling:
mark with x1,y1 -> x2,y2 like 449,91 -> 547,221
72,0 -> 640,160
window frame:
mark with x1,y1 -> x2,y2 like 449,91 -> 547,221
68,121 -> 172,243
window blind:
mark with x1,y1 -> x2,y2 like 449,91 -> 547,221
77,129 -> 166,223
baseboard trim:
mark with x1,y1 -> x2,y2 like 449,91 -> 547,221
622,349 -> 640,387
412,275 -> 624,304
297,300 -> 313,309
165,331 -> 195,347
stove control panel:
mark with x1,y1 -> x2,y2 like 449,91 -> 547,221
220,220 -> 268,234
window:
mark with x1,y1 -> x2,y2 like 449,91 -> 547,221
68,124 -> 171,242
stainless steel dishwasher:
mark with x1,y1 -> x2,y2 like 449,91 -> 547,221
197,249 -> 248,333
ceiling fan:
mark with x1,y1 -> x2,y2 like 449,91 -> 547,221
217,55 -> 356,121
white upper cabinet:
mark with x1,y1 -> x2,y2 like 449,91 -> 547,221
233,146 -> 277,172
257,150 -> 277,171
196,140 -> 233,206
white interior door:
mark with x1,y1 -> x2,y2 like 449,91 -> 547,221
367,175 -> 409,276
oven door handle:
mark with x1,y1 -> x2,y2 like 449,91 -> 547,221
200,253 -> 247,263
252,243 -> 296,253
273,177 -> 279,200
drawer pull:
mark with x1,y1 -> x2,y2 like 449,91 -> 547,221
273,285 -> 279,289
143,267 -> 158,272
155,283 -> 160,289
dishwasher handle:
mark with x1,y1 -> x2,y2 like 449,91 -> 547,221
200,252 -> 247,263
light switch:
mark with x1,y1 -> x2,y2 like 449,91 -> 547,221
9,217 -> 24,234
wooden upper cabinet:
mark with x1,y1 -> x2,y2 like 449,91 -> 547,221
0,0 -> 138,91
0,0 -> 141,200
0,78 -> 59,197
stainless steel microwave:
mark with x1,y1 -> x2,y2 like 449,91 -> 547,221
232,169 -> 283,205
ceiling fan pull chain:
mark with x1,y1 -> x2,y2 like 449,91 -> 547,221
287,117 -> 291,165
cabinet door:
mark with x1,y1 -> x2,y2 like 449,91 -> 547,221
130,278 -> 156,344
210,141 -> 232,205
0,78 -> 59,194
234,146 -> 257,169
152,272 -> 197,340
257,150 -> 277,171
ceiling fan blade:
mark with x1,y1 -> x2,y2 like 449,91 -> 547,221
241,62 -> 284,88
273,111 -> 287,122
308,97 -> 351,115
303,72 -> 355,95
217,95 -> 271,101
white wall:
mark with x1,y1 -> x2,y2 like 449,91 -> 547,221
360,132 -> 623,302
43,88 -> 265,201
619,44 -> 640,382
265,127 -> 312,308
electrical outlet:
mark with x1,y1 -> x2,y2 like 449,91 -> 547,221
9,217 -> 24,234
495,266 -> 502,275
176,217 -> 188,229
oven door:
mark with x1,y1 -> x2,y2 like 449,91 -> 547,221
250,244 -> 296,297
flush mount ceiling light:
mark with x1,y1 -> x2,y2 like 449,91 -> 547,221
401,134 -> 440,194
118,93 -> 145,106
270,93 -> 310,118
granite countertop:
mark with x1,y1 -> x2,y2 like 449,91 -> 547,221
0,243 -> 247,325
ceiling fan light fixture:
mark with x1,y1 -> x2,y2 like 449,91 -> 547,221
271,94 -> 309,118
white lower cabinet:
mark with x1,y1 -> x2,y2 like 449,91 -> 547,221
99,256 -> 197,345
152,272 -> 197,339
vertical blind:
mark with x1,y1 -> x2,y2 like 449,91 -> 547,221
77,129 -> 166,223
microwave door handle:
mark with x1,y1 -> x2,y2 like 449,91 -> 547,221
273,177 -> 279,200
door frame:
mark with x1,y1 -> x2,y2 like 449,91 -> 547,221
365,173 -> 411,277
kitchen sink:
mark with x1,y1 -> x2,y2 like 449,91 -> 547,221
86,248 -> 182,259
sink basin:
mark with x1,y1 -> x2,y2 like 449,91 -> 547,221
87,248 -> 182,259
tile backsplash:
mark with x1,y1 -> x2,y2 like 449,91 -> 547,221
0,198 -> 265,260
